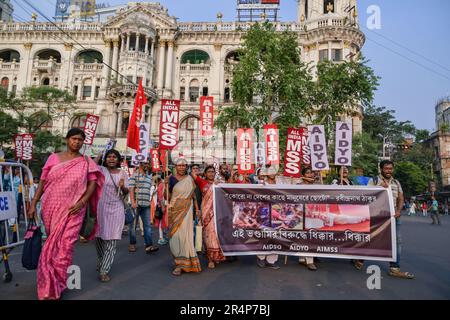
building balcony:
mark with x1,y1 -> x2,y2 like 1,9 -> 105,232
0,22 -> 103,32
108,83 -> 157,102
33,59 -> 61,72
180,63 -> 210,75
74,62 -> 104,72
120,51 -> 153,63
0,60 -> 20,70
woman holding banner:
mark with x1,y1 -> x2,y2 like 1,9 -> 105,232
192,165 -> 226,269
28,128 -> 104,300
168,158 -> 202,276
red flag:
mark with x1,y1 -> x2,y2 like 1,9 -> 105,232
127,80 -> 147,152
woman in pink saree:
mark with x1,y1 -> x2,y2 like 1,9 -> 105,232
192,165 -> 225,269
28,128 -> 104,300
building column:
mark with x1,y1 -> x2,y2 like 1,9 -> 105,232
121,35 -> 125,54
111,40 -> 120,80
126,33 -> 131,51
20,43 -> 33,92
101,40 -> 112,92
164,40 -> 174,95
150,40 -> 155,58
328,41 -> 332,61
144,36 -> 149,54
117,109 -> 123,136
135,33 -> 140,52
157,40 -> 166,91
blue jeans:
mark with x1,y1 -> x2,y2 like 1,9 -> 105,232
129,206 -> 153,247
390,218 -> 402,268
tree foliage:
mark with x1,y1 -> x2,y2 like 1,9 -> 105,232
352,132 -> 381,176
395,161 -> 428,198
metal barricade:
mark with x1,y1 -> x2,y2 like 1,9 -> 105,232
0,162 -> 34,283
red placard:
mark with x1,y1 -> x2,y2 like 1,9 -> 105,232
301,127 -> 311,166
14,134 -> 23,160
150,149 -> 160,172
21,134 -> 34,161
264,124 -> 279,166
283,128 -> 306,178
83,114 -> 100,145
159,99 -> 180,150
237,128 -> 254,174
200,96 -> 214,136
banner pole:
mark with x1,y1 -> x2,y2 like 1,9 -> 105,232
340,166 -> 344,185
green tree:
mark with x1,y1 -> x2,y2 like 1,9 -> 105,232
395,161 -> 429,198
215,21 -> 313,134
415,129 -> 430,143
352,132 -> 381,177
393,143 -> 433,173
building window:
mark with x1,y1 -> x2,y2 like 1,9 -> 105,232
95,86 -> 100,99
42,78 -> 50,86
324,0 -> 335,14
190,87 -> 199,102
121,111 -> 130,136
71,114 -> 87,129
319,49 -> 329,62
332,49 -> 342,61
82,86 -> 92,100
224,87 -> 231,103
180,87 -> 186,101
181,50 -> 210,64
202,87 -> 208,97
73,85 -> 78,97
11,85 -> 16,96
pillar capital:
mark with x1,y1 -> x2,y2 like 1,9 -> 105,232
113,40 -> 120,47
23,43 -> 33,50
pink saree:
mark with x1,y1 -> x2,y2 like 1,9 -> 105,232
37,154 -> 104,300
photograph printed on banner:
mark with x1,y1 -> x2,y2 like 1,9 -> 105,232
232,202 -> 270,229
304,203 -> 370,232
270,203 -> 304,230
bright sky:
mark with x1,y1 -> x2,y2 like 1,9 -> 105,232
11,0 -> 450,132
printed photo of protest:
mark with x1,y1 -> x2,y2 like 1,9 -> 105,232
270,203 -> 304,230
304,204 -> 370,232
232,202 -> 270,229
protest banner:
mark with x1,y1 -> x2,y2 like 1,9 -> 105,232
150,148 -> 160,172
200,96 -> 214,137
236,128 -> 254,174
283,128 -> 305,178
335,121 -> 353,166
308,125 -> 329,171
214,184 -> 396,261
301,128 -> 311,166
127,80 -> 147,152
83,114 -> 100,145
21,134 -> 33,161
14,134 -> 23,160
264,124 -> 279,166
159,99 -> 180,150
131,123 -> 150,166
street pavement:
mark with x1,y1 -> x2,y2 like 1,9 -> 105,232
1,214 -> 449,300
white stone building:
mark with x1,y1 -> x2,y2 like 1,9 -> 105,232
0,0 -> 364,163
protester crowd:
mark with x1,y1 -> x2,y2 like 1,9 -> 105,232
1,128 -> 446,300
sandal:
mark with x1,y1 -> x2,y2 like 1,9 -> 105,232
145,245 -> 159,253
306,263 -> 318,271
353,260 -> 364,271
208,261 -> 216,269
389,268 -> 415,279
172,268 -> 182,276
128,244 -> 136,253
99,274 -> 111,282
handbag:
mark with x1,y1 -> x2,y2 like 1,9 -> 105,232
107,169 -> 135,225
194,218 -> 203,252
22,219 -> 42,270
79,156 -> 96,238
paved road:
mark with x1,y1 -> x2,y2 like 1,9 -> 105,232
1,214 -> 449,300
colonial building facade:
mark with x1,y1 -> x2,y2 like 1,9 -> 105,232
0,0 -> 364,163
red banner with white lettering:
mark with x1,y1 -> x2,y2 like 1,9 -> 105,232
200,96 -> 214,136
264,124 -> 279,166
83,114 -> 100,145
159,99 -> 180,150
21,134 -> 34,161
237,128 -> 255,175
127,80 -> 147,152
283,128 -> 306,178
150,149 -> 160,172
14,134 -> 23,160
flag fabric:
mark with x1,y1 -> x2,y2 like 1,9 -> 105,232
126,80 -> 147,152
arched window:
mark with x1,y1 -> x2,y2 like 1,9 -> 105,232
32,112 -> 53,131
35,49 -> 62,63
324,0 -> 335,14
76,50 -> 103,63
178,116 -> 201,163
1,77 -> 9,90
42,77 -> 50,86
181,50 -> 210,64
189,79 -> 199,103
71,114 -> 87,129
0,49 -> 20,62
